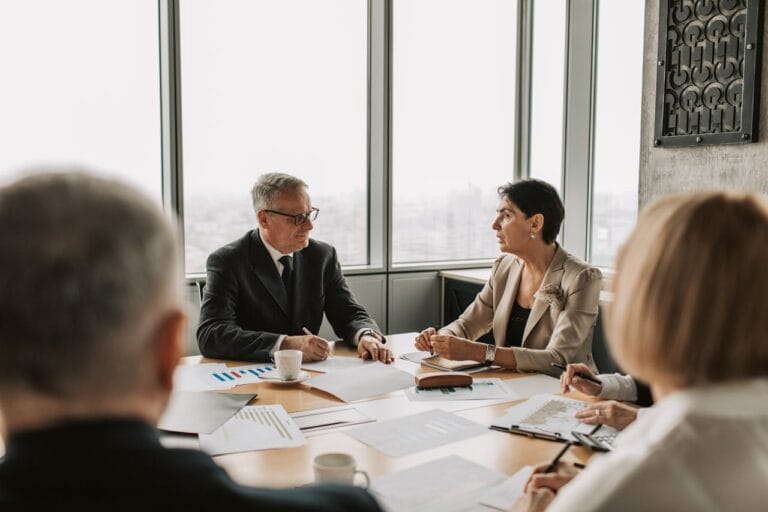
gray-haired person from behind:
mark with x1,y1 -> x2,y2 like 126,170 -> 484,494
0,170 -> 382,511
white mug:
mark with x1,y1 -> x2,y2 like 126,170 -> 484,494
313,453 -> 370,489
274,349 -> 302,380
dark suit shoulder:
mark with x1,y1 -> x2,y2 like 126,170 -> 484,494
207,231 -> 252,266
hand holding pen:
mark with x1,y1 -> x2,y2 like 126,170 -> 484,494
553,362 -> 603,396
414,327 -> 437,355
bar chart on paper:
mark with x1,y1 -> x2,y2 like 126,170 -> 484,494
211,364 -> 275,384
199,404 -> 305,455
173,363 -> 275,391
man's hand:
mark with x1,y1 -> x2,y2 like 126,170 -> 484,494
414,327 -> 437,352
560,363 -> 602,396
282,334 -> 330,361
430,334 -> 483,361
575,400 -> 638,431
358,335 -> 393,363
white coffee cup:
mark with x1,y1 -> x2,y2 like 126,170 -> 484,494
313,453 -> 369,488
274,349 -> 302,381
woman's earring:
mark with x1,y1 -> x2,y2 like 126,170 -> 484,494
529,232 -> 535,239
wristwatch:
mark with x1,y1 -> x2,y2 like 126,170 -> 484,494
484,343 -> 497,365
359,329 -> 377,341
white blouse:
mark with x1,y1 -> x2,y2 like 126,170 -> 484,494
548,378 -> 768,512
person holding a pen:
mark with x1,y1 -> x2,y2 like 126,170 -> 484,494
557,362 -> 651,431
512,191 -> 768,511
414,179 -> 602,376
197,173 -> 392,364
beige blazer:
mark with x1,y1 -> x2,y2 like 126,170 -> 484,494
443,245 -> 602,376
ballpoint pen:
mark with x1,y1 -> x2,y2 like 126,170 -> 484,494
303,327 -> 331,358
551,362 -> 602,385
543,440 -> 573,473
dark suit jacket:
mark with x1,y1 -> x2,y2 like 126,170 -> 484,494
198,230 -> 381,361
0,419 -> 382,511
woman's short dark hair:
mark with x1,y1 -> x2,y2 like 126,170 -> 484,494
498,179 -> 564,244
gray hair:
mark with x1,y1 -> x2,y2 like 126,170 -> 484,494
251,172 -> 308,214
0,171 -> 182,400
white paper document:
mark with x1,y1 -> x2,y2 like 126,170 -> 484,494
305,363 -> 414,402
347,409 -> 487,457
290,407 -> 374,432
370,455 -> 506,512
502,374 -> 562,399
301,355 -> 375,373
405,378 -> 515,401
198,404 -> 305,455
173,363 -> 276,391
157,391 -> 254,434
479,465 -> 534,511
493,394 -> 615,442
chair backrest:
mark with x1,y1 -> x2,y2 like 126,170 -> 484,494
592,305 -> 621,374
184,281 -> 203,356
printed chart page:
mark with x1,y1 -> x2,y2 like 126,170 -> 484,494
198,404 -> 304,455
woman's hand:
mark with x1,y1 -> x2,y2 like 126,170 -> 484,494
509,488 -> 555,512
430,334 -> 483,361
525,461 -> 582,493
414,327 -> 437,352
575,400 -> 638,431
560,363 -> 602,396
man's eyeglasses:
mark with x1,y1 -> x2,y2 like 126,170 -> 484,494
264,207 -> 319,225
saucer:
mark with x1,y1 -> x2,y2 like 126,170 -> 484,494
261,370 -> 310,385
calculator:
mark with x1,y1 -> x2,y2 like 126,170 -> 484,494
571,430 -> 617,452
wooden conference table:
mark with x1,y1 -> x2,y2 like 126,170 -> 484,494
185,333 -> 594,489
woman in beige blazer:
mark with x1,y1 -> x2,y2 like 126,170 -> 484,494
415,179 -> 602,376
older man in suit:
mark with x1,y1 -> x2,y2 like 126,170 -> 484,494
197,172 -> 392,363
0,172 -> 382,510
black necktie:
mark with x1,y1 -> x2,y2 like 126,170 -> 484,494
279,255 -> 293,297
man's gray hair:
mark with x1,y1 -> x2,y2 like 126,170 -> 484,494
251,172 -> 308,214
0,171 -> 182,399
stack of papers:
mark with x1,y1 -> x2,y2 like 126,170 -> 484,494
305,363 -> 414,402
199,404 -> 305,455
347,409 -> 487,457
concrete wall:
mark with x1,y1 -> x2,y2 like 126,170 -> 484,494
639,0 -> 768,207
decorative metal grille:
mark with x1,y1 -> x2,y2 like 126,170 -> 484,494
654,0 -> 763,147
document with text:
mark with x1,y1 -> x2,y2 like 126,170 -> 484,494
347,409 -> 487,457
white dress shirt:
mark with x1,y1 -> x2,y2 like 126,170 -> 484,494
548,378 -> 768,512
597,373 -> 638,402
260,234 -> 378,353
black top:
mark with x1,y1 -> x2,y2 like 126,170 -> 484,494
0,418 -> 382,511
505,301 -> 531,348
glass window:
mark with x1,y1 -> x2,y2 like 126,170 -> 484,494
180,0 -> 367,274
0,1 -> 161,199
528,0 -> 567,192
590,0 -> 644,267
392,0 -> 518,264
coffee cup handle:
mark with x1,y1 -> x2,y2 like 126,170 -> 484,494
355,469 -> 370,489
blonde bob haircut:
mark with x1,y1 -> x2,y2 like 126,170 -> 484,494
607,191 -> 768,390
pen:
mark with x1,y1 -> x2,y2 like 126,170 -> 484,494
551,362 -> 602,385
303,327 -> 331,358
543,441 -> 573,473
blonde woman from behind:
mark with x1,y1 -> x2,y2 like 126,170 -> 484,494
513,191 -> 768,512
